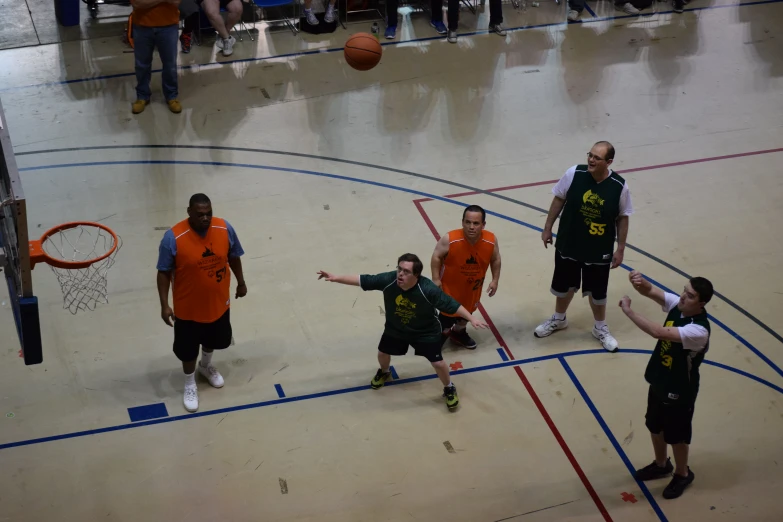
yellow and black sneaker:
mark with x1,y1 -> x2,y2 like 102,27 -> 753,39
443,384 -> 459,410
370,368 -> 391,389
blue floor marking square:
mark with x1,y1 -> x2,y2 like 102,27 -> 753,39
127,403 -> 169,422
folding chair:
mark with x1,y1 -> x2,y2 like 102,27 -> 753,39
248,0 -> 300,36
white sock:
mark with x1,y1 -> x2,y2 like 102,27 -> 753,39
200,351 -> 213,367
595,320 -> 607,330
184,372 -> 196,387
553,312 -> 566,321
446,382 -> 453,388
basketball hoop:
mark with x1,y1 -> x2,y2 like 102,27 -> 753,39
29,222 -> 122,314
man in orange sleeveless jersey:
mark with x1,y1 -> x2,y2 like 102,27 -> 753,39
156,193 -> 247,412
431,205 -> 501,349
130,0 -> 182,115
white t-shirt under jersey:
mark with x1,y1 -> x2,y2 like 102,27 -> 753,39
662,293 -> 709,352
552,165 -> 634,217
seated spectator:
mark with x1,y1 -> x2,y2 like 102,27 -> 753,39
130,0 -> 182,115
568,0 -> 653,20
197,0 -> 243,56
445,0 -> 505,43
384,0 -> 443,40
179,0 -> 200,53
303,0 -> 337,25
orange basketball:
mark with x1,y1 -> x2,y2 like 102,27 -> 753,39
344,33 -> 382,71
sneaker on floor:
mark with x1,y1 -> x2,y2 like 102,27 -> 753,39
489,23 -> 506,36
592,324 -> 619,352
167,99 -> 182,114
371,368 -> 391,389
216,35 -> 236,56
447,30 -> 458,43
131,99 -> 149,114
663,468 -> 695,499
443,384 -> 459,410
305,9 -> 319,25
179,31 -> 192,53
534,316 -> 568,338
672,0 -> 684,12
567,9 -> 580,21
430,20 -> 448,35
450,329 -> 477,349
618,2 -> 641,14
198,363 -> 225,388
634,458 -> 674,481
183,384 -> 199,412
385,25 -> 397,39
324,6 -> 336,23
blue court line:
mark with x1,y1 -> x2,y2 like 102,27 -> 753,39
560,357 -> 668,522
274,384 -> 286,398
389,365 -> 400,380
0,0 -> 781,93
497,347 -> 510,361
18,159 -> 783,380
15,145 -> 783,357
583,3 -> 598,17
1,349 -> 780,452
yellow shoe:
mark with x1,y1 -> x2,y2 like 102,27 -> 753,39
167,99 -> 182,114
131,99 -> 149,114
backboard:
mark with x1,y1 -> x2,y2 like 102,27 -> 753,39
0,96 -> 42,365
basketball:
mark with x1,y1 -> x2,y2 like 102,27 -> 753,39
344,33 -> 382,71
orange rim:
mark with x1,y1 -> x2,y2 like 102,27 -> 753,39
29,221 -> 119,270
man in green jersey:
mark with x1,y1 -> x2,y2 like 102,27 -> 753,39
318,253 -> 488,410
621,270 -> 713,500
535,141 -> 633,352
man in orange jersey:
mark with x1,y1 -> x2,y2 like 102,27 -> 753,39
430,205 -> 501,349
156,193 -> 247,412
130,0 -> 183,115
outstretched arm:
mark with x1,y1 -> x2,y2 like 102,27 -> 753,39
619,296 -> 682,343
430,234 -> 450,288
454,305 -> 489,330
317,271 -> 360,286
628,270 -> 666,308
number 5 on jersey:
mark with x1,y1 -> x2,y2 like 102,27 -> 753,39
589,222 -> 606,236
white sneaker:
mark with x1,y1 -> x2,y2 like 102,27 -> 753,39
618,2 -> 641,14
534,316 -> 568,338
593,325 -> 619,352
305,10 -> 319,25
447,31 -> 458,43
216,35 -> 236,56
198,363 -> 225,388
183,384 -> 199,412
567,9 -> 580,21
324,6 -> 336,23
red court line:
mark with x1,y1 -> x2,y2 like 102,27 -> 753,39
414,200 -> 613,522
413,146 -> 783,201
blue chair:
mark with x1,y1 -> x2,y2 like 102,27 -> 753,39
248,0 -> 300,37
194,4 -> 248,46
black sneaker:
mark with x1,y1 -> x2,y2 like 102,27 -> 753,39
663,468 -> 695,499
673,0 -> 684,12
634,458 -> 674,481
443,385 -> 459,410
450,329 -> 477,349
370,368 -> 391,389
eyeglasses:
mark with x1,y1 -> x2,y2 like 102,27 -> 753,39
396,266 -> 414,276
587,152 -> 606,162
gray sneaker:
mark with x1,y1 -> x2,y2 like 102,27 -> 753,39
448,30 -> 458,43
489,23 -> 506,36
534,316 -> 568,338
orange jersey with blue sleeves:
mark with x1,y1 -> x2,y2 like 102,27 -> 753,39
171,218 -> 231,323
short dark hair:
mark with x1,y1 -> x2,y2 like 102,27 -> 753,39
594,141 -> 616,162
690,277 -> 714,305
189,193 -> 211,208
462,205 -> 486,223
397,253 -> 423,277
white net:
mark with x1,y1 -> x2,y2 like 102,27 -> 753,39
41,224 -> 122,314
